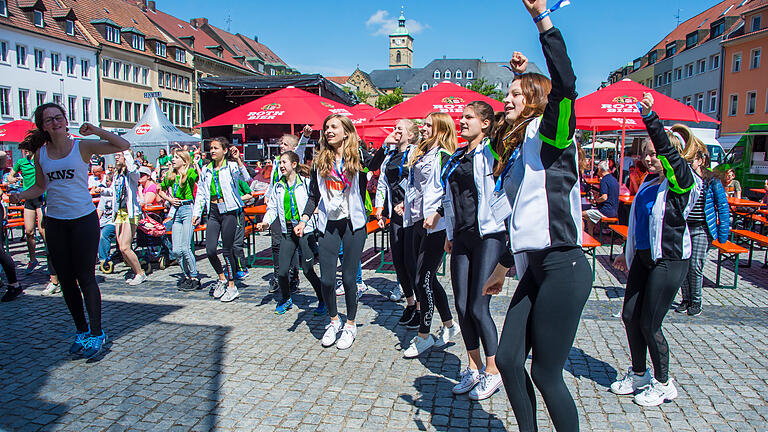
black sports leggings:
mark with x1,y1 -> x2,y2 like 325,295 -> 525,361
411,222 -> 452,334
233,211 -> 247,272
389,216 -> 415,299
0,207 -> 17,285
206,205 -> 239,281
45,211 -> 101,335
450,230 -> 505,356
271,219 -> 298,280
317,219 -> 366,321
496,246 -> 592,432
623,249 -> 688,383
279,226 -> 322,303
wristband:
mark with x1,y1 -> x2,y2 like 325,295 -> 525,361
533,10 -> 550,23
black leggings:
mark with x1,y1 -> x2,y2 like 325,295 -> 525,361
206,205 -> 240,281
271,219 -> 298,280
279,227 -> 322,303
623,249 -> 687,383
46,212 -> 101,335
233,211 -> 246,272
496,247 -> 592,432
317,219 -> 366,321
0,207 -> 17,285
389,216 -> 415,299
450,230 -> 505,356
411,222 -> 452,334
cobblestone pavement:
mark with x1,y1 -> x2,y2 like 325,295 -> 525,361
1,232 -> 767,431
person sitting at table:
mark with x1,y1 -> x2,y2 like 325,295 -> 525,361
138,166 -> 162,206
88,166 -> 106,191
582,160 -> 619,236
628,159 -> 648,195
725,169 -> 741,199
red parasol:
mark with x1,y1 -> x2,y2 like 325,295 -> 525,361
0,119 -> 35,142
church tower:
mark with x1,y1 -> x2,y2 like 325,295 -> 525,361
388,8 -> 413,69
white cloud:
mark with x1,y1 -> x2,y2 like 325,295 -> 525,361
366,10 -> 428,36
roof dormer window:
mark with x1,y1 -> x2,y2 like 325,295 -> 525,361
433,69 -> 440,79
466,69 -> 474,79
444,70 -> 451,79
131,34 -> 145,51
456,70 -> 462,79
1,0 -> 8,18
34,10 -> 44,27
105,25 -> 120,44
65,19 -> 74,36
175,49 -> 185,63
156,41 -> 166,57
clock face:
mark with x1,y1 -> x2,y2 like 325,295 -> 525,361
393,38 -> 401,46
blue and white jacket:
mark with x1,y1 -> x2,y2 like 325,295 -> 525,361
702,175 -> 730,243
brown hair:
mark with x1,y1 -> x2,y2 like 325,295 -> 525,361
164,148 -> 193,185
465,101 -> 495,137
313,114 -> 362,178
281,150 -> 310,178
409,112 -> 457,166
492,73 -> 552,175
20,103 -> 68,154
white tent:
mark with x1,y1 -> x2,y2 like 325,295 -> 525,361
582,141 -> 617,150
120,98 -> 199,163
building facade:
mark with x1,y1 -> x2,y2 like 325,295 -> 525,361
389,10 -> 413,69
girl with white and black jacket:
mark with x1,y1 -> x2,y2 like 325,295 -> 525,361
481,4 -> 593,429
258,151 -> 322,315
192,137 -> 251,303
442,101 -> 511,401
374,125 -> 418,327
113,149 -> 146,286
401,112 -> 460,359
610,93 -> 702,407
294,114 -> 385,351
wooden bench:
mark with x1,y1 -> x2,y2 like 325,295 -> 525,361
582,231 -> 601,282
730,229 -> 768,268
711,240 -> 749,289
608,224 -> 628,261
597,217 -> 619,243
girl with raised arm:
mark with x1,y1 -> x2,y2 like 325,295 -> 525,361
10,103 -> 130,358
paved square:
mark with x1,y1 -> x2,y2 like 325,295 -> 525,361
1,233 -> 767,431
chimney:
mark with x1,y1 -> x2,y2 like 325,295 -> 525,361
137,0 -> 147,11
190,18 -> 208,29
253,35 -> 258,43
148,0 -> 156,11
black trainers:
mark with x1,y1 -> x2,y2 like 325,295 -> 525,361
190,278 -> 202,290
675,301 -> 689,314
406,310 -> 421,330
177,278 -> 191,291
1,286 -> 23,302
268,278 -> 280,293
399,304 -> 417,325
687,303 -> 702,316
290,277 -> 300,293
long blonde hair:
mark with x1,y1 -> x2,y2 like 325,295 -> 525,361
164,148 -> 192,185
313,114 -> 362,178
409,112 -> 457,165
673,124 -> 708,162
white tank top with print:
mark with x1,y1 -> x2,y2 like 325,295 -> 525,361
39,140 -> 95,220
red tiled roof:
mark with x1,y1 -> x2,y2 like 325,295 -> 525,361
235,34 -> 286,66
0,0 -> 91,48
144,8 -> 256,73
327,76 -> 350,85
741,0 -> 768,14
647,0 -> 747,54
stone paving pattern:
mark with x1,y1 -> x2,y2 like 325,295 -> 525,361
1,231 -> 767,431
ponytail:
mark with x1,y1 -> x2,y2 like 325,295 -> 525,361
22,103 -> 68,153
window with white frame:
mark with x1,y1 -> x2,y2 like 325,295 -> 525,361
733,53 -> 742,72
133,103 -> 141,122
66,19 -> 74,36
124,101 -> 131,122
102,58 -> 110,77
141,68 -> 148,85
752,15 -> 762,32
746,91 -> 757,114
67,96 -> 76,123
171,74 -> 177,90
0,0 -> 7,17
33,10 -> 44,27
0,41 -> 7,63
184,77 -> 189,92
161,100 -> 192,128
131,35 -> 145,51
66,56 -> 75,75
708,90 -> 718,112
132,66 -> 139,83
103,98 -> 111,120
112,61 -> 120,79
696,93 -> 704,112
444,70 -> 451,79
697,59 -> 706,74
729,94 -> 738,116
105,26 -> 120,44
114,100 -> 121,121
165,72 -> 170,87
50,52 -> 60,73
16,44 -> 27,67
156,42 -> 166,57
122,63 -> 130,81
655,75 -> 662,87
433,70 -> 440,79
0,87 -> 10,116
52,93 -> 61,107
175,49 -> 185,63
157,69 -> 163,87
751,48 -> 761,69
34,49 -> 44,70
684,96 -> 692,106
18,89 -> 28,118
81,59 -> 89,78
664,71 -> 672,84
82,98 -> 89,122
685,63 -> 694,77
467,70 -> 473,79
710,54 -> 720,70
36,91 -> 45,107
456,70 -> 462,79
674,68 -> 682,81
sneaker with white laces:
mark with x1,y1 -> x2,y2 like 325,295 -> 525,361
321,320 -> 343,347
212,280 -> 227,299
403,334 -> 435,358
389,284 -> 403,302
468,372 -> 503,400
336,324 -> 357,350
433,325 -> 460,348
452,367 -> 482,394
41,282 -> 61,296
356,281 -> 368,299
335,280 -> 344,296
220,286 -> 239,303
610,367 -> 652,395
128,273 -> 147,286
634,378 -> 678,406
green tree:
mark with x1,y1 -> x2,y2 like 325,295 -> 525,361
375,88 -> 404,110
354,89 -> 372,105
467,78 -> 504,101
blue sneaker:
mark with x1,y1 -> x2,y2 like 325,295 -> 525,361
235,270 -> 249,281
69,330 -> 90,355
314,301 -> 327,316
275,298 -> 293,315
82,331 -> 107,359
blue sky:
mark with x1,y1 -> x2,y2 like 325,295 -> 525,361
158,0 -> 724,95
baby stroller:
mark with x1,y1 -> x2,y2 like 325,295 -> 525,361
135,212 -> 167,274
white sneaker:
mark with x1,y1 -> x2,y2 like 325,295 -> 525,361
468,372 -> 503,400
212,280 -> 227,299
220,286 -> 239,302
356,281 -> 367,299
41,282 -> 61,296
321,319 -> 343,347
634,378 -> 678,406
336,323 -> 357,350
403,334 -> 435,358
610,367 -> 651,395
389,284 -> 403,302
433,325 -> 460,347
452,367 -> 482,394
335,280 -> 344,296
128,273 -> 147,286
